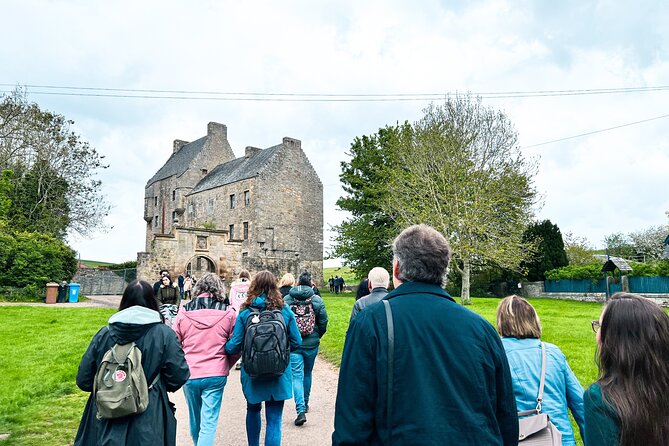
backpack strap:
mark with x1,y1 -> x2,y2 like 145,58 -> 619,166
382,299 -> 394,446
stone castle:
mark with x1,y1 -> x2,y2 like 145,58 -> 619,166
136,122 -> 323,284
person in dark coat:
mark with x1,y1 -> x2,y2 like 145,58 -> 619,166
332,224 -> 518,446
75,280 -> 190,446
278,273 -> 296,298
350,267 -> 389,321
284,271 -> 328,426
153,269 -> 169,296
354,278 -> 371,301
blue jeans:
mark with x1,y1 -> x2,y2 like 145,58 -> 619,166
183,376 -> 227,446
290,347 -> 319,414
246,400 -> 284,446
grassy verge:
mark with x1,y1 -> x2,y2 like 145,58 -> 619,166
0,307 -> 114,446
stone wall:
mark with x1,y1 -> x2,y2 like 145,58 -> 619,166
520,280 -> 669,306
73,268 -> 136,295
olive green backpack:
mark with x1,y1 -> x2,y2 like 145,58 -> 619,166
93,341 -> 159,419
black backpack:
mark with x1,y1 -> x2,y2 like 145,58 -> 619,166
242,308 -> 290,378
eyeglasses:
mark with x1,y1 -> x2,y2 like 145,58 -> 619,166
591,320 -> 601,333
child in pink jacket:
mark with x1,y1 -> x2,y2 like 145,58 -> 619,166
173,273 -> 239,446
228,270 -> 251,313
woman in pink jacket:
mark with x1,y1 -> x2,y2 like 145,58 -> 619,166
173,272 -> 239,446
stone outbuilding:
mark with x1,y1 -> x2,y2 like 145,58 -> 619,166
137,122 -> 323,285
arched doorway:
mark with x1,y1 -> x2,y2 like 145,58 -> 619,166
186,255 -> 216,277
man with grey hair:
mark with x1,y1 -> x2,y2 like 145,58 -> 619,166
333,224 -> 518,445
349,267 -> 390,321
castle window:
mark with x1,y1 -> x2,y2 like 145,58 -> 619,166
229,224 -> 235,240
244,190 -> 250,207
230,194 -> 236,209
172,211 -> 176,222
188,203 -> 194,216
243,222 -> 249,240
242,252 -> 248,258
201,169 -> 208,175
172,190 -> 176,201
154,196 -> 158,206
154,216 -> 158,227
207,199 -> 214,215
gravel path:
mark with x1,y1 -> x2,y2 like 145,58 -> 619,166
174,358 -> 338,445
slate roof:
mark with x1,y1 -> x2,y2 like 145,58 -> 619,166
190,144 -> 283,194
146,137 -> 207,187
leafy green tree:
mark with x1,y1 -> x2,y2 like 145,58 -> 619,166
0,87 -> 109,238
332,125 -> 410,279
563,231 -> 595,265
603,232 -> 636,259
628,225 -> 668,261
522,220 -> 569,281
382,96 -> 539,303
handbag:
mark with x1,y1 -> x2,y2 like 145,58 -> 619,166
518,342 -> 562,446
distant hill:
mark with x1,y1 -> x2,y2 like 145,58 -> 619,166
79,260 -> 114,268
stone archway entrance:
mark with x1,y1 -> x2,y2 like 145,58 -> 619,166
186,255 -> 216,277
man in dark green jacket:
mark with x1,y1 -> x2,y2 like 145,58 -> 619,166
332,224 -> 518,445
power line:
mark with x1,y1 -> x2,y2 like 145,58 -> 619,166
523,112 -> 669,148
2,83 -> 669,102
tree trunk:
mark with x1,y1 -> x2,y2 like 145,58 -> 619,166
460,259 -> 471,305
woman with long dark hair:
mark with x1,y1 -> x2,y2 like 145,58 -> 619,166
585,292 -> 669,446
225,271 -> 301,446
75,280 -> 190,446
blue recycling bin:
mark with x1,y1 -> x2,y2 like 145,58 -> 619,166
68,283 -> 81,303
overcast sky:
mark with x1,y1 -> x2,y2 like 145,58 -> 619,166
2,0 -> 668,263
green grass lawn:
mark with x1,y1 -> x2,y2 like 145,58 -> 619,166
0,307 -> 114,446
0,296 -> 611,445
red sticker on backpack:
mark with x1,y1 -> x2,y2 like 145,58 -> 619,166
114,370 -> 127,382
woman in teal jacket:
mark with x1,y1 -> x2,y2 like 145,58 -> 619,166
584,293 -> 669,446
225,271 -> 301,446
497,295 -> 585,445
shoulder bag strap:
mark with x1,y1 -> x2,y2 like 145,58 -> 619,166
382,299 -> 394,446
536,342 -> 547,413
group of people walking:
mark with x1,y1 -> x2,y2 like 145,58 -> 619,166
75,268 -> 328,446
74,223 -> 669,446
334,224 -> 669,446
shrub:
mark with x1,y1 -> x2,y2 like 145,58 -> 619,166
0,231 -> 77,288
108,260 -> 137,270
544,262 -> 603,281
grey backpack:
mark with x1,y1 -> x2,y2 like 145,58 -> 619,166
93,341 -> 158,419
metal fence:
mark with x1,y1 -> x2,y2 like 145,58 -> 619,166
545,276 -> 669,294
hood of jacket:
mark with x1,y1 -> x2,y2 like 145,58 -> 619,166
289,285 -> 314,301
179,307 -> 231,330
107,306 -> 162,344
250,294 -> 267,310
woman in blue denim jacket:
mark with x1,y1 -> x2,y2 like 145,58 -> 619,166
496,295 -> 585,446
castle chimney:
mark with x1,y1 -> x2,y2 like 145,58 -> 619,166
245,146 -> 262,158
173,139 -> 189,153
282,137 -> 301,149
207,122 -> 227,139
